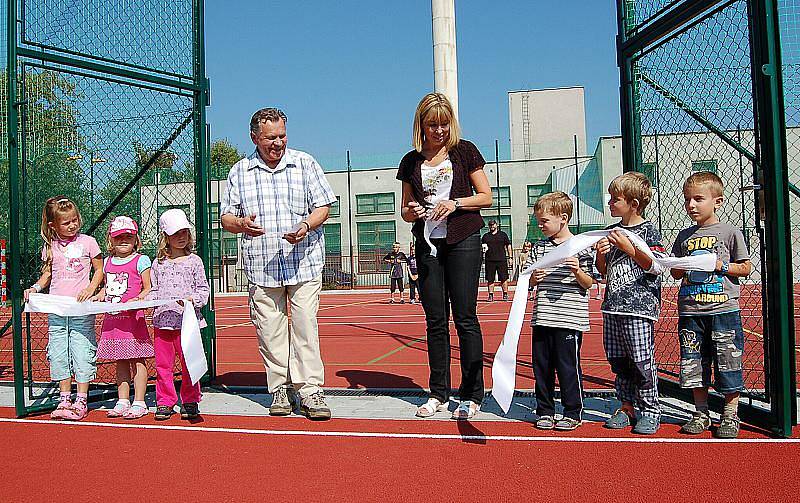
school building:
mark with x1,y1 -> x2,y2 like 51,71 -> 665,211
139,87 -> 798,292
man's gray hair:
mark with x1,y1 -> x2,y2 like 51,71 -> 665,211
250,108 -> 287,134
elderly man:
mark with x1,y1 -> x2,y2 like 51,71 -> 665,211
221,107 -> 337,420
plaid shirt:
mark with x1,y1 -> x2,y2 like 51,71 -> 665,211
220,148 -> 336,287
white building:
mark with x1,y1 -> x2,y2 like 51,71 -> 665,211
140,86 -> 800,291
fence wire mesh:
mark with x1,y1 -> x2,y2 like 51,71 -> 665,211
630,0 -> 772,398
2,0 -> 206,411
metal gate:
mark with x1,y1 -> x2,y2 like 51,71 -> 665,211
617,0 -> 797,436
2,0 -> 213,416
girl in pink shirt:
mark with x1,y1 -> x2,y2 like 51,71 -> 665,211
150,209 -> 209,421
97,216 -> 154,419
24,196 -> 104,421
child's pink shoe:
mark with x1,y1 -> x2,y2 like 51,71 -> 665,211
50,396 -> 72,420
63,398 -> 88,421
107,401 -> 130,418
123,404 -> 148,420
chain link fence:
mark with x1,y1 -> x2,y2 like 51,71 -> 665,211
2,0 -> 209,415
624,0 -> 800,415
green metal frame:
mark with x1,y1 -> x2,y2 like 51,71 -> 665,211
748,0 -> 797,436
617,0 -> 796,436
6,0 -> 213,416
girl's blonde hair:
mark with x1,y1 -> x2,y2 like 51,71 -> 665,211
40,196 -> 83,273
412,92 -> 461,152
105,231 -> 143,255
156,230 -> 195,261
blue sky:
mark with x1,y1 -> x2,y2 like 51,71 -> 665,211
205,1 -> 620,170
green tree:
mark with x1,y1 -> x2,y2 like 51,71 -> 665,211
0,69 -> 89,264
210,139 -> 244,180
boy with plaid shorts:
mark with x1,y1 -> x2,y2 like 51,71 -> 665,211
670,172 -> 751,438
595,172 -> 665,435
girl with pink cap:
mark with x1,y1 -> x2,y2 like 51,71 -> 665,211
149,208 -> 209,421
97,215 -> 154,419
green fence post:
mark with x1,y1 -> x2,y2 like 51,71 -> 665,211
749,0 -> 797,438
7,0 -> 26,417
193,0 -> 215,382
617,0 -> 641,174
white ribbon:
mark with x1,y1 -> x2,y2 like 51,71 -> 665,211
25,293 -> 208,384
490,229 -> 718,414
180,302 -> 208,385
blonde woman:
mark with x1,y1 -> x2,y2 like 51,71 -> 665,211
397,93 -> 493,420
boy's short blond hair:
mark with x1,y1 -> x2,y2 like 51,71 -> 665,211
534,191 -> 573,220
683,171 -> 724,197
609,172 -> 653,213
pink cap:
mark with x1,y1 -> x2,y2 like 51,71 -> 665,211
159,208 -> 192,236
109,215 -> 139,237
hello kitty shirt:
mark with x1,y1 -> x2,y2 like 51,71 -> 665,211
43,234 -> 101,296
97,253 -> 155,360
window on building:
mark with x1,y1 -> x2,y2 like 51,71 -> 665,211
323,223 -> 342,256
223,233 -> 238,258
357,221 -> 396,272
489,186 -> 511,209
356,192 -> 395,215
641,162 -> 658,188
482,215 -> 512,243
329,196 -> 341,218
209,229 -> 239,263
692,159 -> 718,174
526,214 -> 543,243
209,203 -> 220,224
527,183 -> 551,207
157,204 -> 191,221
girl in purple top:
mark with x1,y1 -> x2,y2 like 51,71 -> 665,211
24,196 -> 104,421
149,208 -> 210,421
97,215 -> 154,420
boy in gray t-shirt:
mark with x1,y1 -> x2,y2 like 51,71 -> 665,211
669,172 -> 752,439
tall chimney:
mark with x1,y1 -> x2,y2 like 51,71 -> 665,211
432,0 -> 459,119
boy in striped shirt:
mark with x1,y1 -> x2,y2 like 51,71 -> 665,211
528,191 -> 594,430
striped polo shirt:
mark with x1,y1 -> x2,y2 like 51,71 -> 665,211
529,237 -> 594,333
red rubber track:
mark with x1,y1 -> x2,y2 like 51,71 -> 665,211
1,407 -> 799,502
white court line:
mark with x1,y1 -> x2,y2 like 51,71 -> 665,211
0,417 -> 795,444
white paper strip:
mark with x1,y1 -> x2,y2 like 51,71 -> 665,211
25,293 -> 174,316
25,293 -> 209,384
490,228 -> 717,414
181,302 -> 208,385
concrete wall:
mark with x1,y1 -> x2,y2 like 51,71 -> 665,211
509,87 -> 587,160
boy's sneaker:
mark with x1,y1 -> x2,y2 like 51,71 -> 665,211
63,398 -> 88,421
269,385 -> 295,416
400,299 -> 405,304
488,293 -> 494,302
51,396 -> 73,420
180,402 -> 200,420
554,417 -> 582,431
716,414 -> 741,439
502,292 -> 509,302
535,415 -> 555,430
154,405 -> 174,421
632,415 -> 660,435
680,412 -> 711,435
300,391 -> 332,420
604,408 -> 634,429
